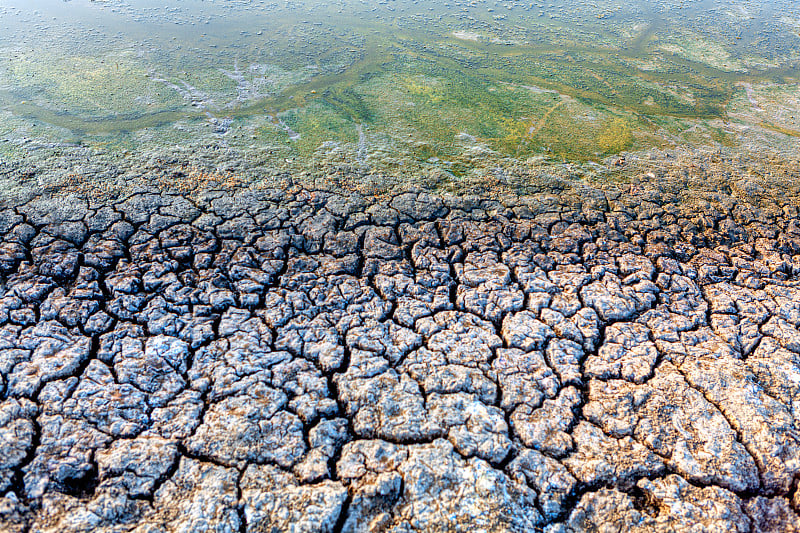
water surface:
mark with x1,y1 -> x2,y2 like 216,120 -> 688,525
1,0 -> 799,194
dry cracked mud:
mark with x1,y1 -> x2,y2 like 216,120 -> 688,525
1,183 -> 800,532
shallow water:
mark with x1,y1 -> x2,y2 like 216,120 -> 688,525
1,0 -> 799,194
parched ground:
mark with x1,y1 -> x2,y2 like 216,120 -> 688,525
0,182 -> 799,532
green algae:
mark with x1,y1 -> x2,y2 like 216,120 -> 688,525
1,0 -> 799,188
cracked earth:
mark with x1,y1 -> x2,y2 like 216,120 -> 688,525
1,184 -> 799,532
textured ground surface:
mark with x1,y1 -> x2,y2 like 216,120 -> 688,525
1,184 -> 800,532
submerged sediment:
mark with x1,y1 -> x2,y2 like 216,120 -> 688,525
0,180 -> 799,532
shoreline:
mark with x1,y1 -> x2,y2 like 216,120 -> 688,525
2,143 -> 799,211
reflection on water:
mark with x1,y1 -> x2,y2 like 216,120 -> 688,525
0,0 -> 799,194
